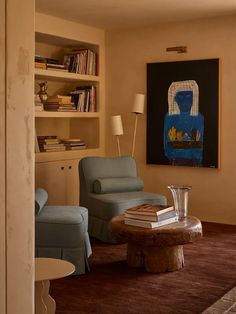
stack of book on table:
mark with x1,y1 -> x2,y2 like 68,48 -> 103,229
124,204 -> 178,228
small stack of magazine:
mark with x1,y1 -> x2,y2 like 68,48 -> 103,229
124,204 -> 178,229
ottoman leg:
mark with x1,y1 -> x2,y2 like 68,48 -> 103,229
143,245 -> 184,273
127,243 -> 144,268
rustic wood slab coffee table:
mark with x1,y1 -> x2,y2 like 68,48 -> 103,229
109,215 -> 202,273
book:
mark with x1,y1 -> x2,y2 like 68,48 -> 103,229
124,209 -> 177,222
46,63 -> 64,69
124,216 -> 178,229
44,139 -> 60,144
35,102 -> 44,112
43,144 -> 65,149
47,67 -> 69,72
57,107 -> 76,112
35,55 -> 47,63
44,147 -> 66,152
46,95 -> 72,104
46,57 -> 59,65
37,135 -> 57,140
61,138 -> 82,143
125,204 -> 174,216
43,104 -> 60,111
65,145 -> 86,150
35,62 -> 47,69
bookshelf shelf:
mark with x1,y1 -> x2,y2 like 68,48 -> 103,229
35,147 -> 101,163
35,111 -> 100,118
35,68 -> 100,83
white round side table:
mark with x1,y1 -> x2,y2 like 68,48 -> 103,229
35,258 -> 75,314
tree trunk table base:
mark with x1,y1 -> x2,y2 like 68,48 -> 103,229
109,215 -> 202,273
127,243 -> 184,272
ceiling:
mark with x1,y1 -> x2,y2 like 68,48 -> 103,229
36,0 -> 236,30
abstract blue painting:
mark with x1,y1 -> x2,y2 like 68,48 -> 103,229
147,59 -> 219,168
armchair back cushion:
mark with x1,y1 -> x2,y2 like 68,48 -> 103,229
93,177 -> 144,194
79,156 -> 138,201
79,156 -> 137,193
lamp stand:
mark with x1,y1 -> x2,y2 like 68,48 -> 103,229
116,135 -> 121,156
131,113 -> 138,157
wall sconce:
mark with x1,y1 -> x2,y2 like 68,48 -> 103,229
131,93 -> 145,157
111,115 -> 124,156
166,46 -> 187,53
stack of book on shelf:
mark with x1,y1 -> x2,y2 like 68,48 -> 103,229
34,94 -> 44,112
61,139 -> 86,150
63,48 -> 98,75
124,204 -> 178,228
44,95 -> 76,112
35,55 -> 47,69
69,85 -> 96,112
46,58 -> 68,72
37,136 -> 66,152
34,55 -> 68,72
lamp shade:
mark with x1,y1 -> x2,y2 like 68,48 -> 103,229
111,115 -> 124,136
132,93 -> 145,114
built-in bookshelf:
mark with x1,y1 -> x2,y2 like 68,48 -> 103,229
35,27 -> 104,163
35,13 -> 105,204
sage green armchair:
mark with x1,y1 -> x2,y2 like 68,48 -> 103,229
35,188 -> 92,275
79,156 -> 167,243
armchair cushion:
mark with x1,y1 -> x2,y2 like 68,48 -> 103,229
93,177 -> 144,194
35,188 -> 48,215
87,191 -> 167,220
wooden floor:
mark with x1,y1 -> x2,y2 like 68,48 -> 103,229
50,222 -> 236,314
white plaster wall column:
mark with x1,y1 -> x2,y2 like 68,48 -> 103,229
4,0 -> 35,313
0,0 -> 6,312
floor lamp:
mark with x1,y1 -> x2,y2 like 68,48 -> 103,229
131,94 -> 145,157
111,115 -> 124,156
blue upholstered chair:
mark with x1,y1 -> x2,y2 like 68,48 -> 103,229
35,188 -> 92,275
79,156 -> 167,243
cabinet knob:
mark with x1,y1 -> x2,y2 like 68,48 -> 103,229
68,166 -> 72,169
61,166 -> 64,170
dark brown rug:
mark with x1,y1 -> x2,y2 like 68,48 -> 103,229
51,222 -> 236,314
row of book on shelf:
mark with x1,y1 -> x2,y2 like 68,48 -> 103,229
35,135 -> 86,153
35,87 -> 97,113
124,204 -> 178,228
35,47 -> 98,76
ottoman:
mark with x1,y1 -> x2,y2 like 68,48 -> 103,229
35,205 -> 92,275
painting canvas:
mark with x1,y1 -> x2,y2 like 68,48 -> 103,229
147,59 -> 219,168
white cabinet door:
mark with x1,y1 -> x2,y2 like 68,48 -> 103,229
35,159 -> 79,206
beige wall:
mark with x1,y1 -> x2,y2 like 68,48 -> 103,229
106,15 -> 236,225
